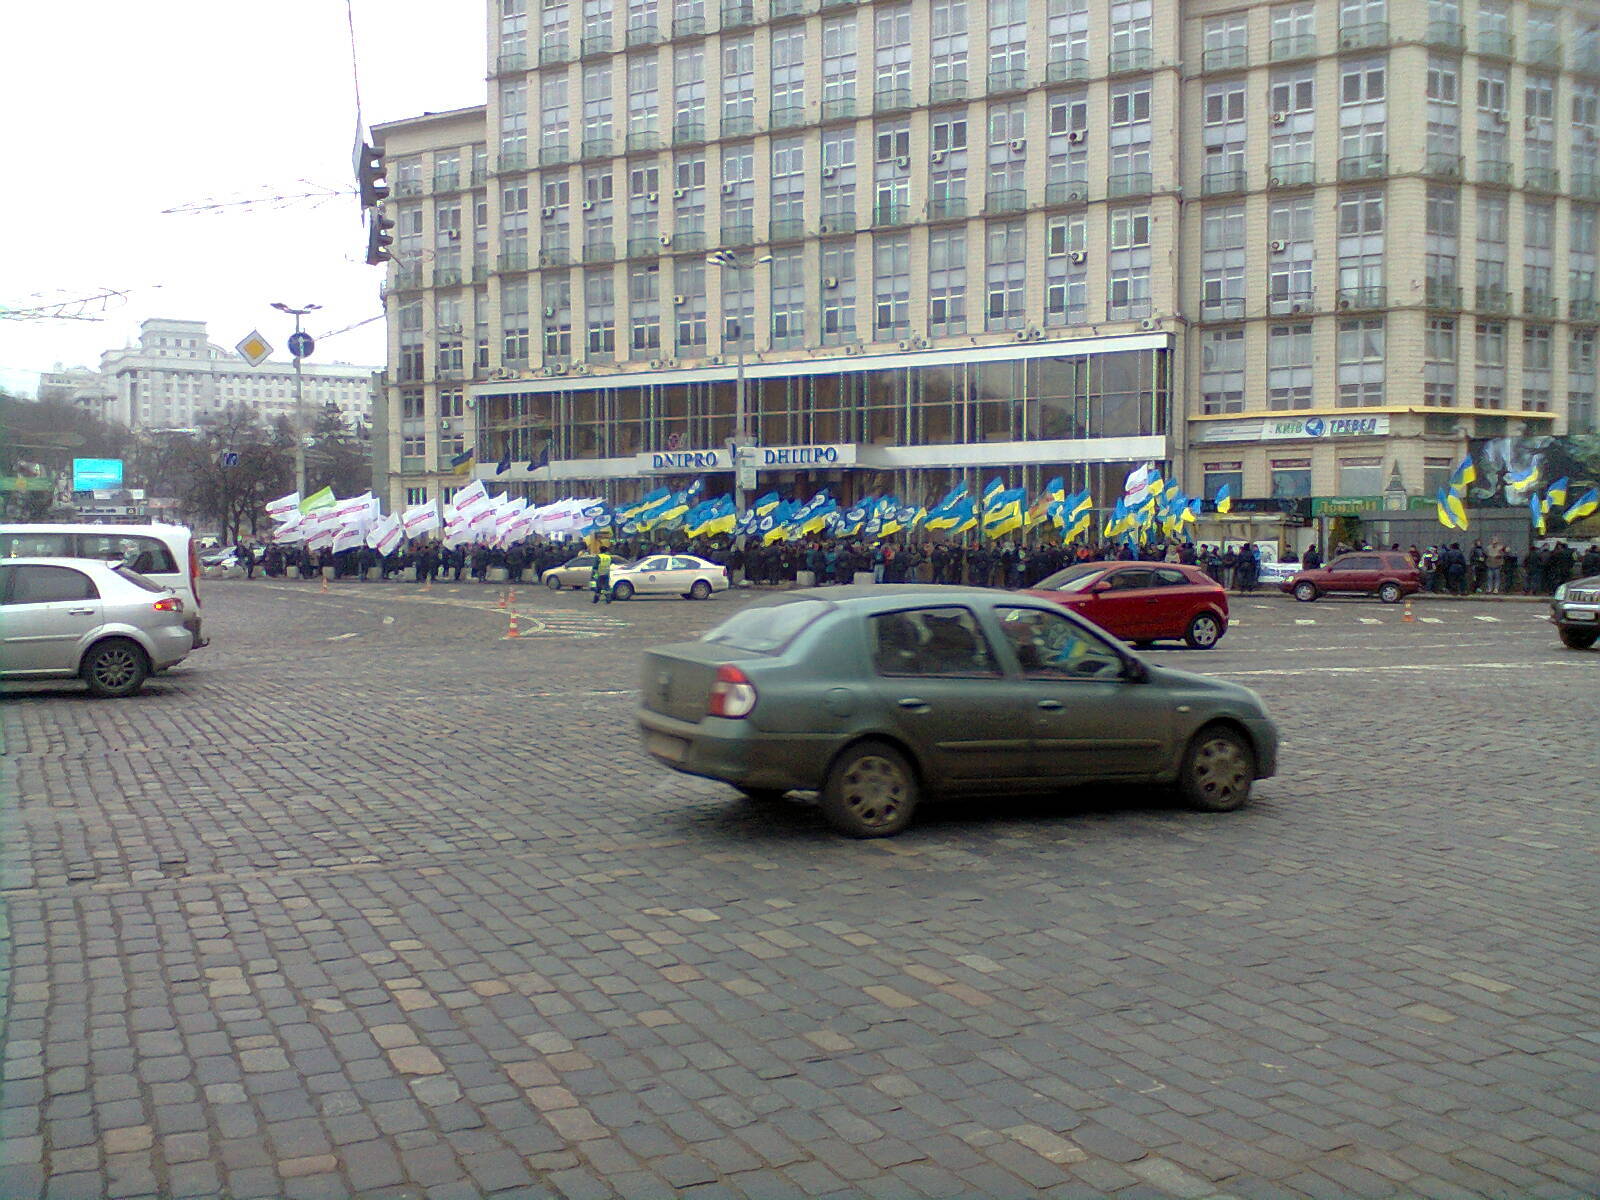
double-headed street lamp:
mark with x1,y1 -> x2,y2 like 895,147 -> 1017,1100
705,251 -> 769,535
271,301 -> 321,496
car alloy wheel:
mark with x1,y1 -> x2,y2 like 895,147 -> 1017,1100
822,741 -> 917,837
546,575 -> 562,590
1378,582 -> 1402,604
1180,725 -> 1254,813
690,579 -> 712,600
1185,613 -> 1222,649
82,640 -> 148,699
611,580 -> 634,600
1293,581 -> 1318,602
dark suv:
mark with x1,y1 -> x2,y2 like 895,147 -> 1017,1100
1281,551 -> 1423,604
1551,574 -> 1600,650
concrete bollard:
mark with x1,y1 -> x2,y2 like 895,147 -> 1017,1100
796,570 -> 817,588
853,571 -> 876,586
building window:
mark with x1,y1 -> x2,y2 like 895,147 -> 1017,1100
582,62 -> 613,143
405,486 -> 429,505
1267,195 -> 1314,314
986,100 -> 1026,198
719,143 -> 754,243
673,260 -> 706,351
872,233 -> 910,337
929,111 -> 969,215
770,135 -> 804,229
1521,325 -> 1551,411
673,44 -> 706,132
673,152 -> 706,239
820,240 -> 857,343
872,120 -> 911,224
1268,68 -> 1315,178
1203,14 -> 1247,65
1201,204 -> 1245,320
1474,320 -> 1505,408
1570,329 -> 1597,433
542,276 -> 572,360
770,247 -> 805,346
770,27 -> 804,120
1203,463 -> 1243,502
398,301 -> 424,381
875,5 -> 911,102
822,15 -> 858,109
1271,459 -> 1312,499
1424,317 -> 1455,406
1336,187 -> 1384,306
1336,317 -> 1384,406
1108,80 -> 1152,190
1046,90 -> 1088,195
1338,456 -> 1383,497
1425,54 -> 1459,162
719,253 -> 754,347
1109,0 -> 1152,66
985,219 -> 1025,330
1107,205 -> 1150,319
500,82 -> 528,164
1475,62 -> 1508,171
1338,56 -> 1386,170
540,74 -> 569,151
628,55 -> 659,135
629,265 -> 660,352
628,163 -> 660,247
585,270 -> 615,356
928,227 -> 966,336
930,0 -> 969,94
1044,212 -> 1087,326
988,0 -> 1027,85
722,35 -> 754,127
1202,82 -> 1246,190
1200,328 -> 1245,414
1267,322 -> 1313,409
821,127 -> 857,227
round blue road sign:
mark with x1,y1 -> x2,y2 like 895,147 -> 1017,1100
288,332 -> 315,358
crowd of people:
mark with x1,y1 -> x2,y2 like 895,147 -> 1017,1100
229,532 -> 1596,595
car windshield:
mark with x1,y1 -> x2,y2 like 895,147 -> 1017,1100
113,565 -> 167,592
1034,564 -> 1107,593
702,599 -> 832,653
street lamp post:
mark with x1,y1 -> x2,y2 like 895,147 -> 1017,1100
706,251 -> 769,538
271,301 -> 321,496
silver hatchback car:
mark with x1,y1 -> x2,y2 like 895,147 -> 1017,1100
0,558 -> 194,697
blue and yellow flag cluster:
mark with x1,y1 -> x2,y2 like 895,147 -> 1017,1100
1436,454 -> 1474,531
1097,466 -> 1196,543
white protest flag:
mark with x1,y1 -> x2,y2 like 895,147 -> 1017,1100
332,522 -> 366,554
503,509 -> 537,546
272,516 -> 307,544
265,490 -> 301,519
367,512 -> 403,552
401,500 -> 440,537
1121,462 -> 1153,508
493,498 -> 529,545
452,479 -> 490,517
442,516 -> 475,549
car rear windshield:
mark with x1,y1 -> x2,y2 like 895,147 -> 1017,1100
113,565 -> 167,592
702,598 -> 832,654
1035,564 -> 1105,593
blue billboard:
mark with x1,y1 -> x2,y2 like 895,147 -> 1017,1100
72,458 -> 124,491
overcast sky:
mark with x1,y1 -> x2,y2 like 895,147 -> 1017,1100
0,0 -> 484,396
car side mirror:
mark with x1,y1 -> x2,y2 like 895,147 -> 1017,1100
1089,580 -> 1113,594
1122,658 -> 1149,684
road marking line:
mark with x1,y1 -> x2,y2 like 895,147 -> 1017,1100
1420,617 -> 1444,624
326,632 -> 360,641
1294,619 -> 1316,625
1473,615 -> 1500,622
1218,660 -> 1581,676
1358,618 -> 1382,625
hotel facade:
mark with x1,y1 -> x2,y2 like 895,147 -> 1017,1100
373,0 -> 1600,531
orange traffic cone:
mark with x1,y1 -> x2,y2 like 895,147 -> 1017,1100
1402,598 -> 1415,623
503,611 -> 521,639
508,588 -> 517,607
497,590 -> 508,609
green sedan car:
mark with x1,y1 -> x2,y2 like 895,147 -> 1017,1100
636,586 -> 1279,837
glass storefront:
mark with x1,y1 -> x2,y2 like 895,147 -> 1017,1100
476,345 -> 1170,507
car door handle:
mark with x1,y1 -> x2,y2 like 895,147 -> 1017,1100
897,697 -> 930,711
1037,699 -> 1064,711
67,608 -> 95,616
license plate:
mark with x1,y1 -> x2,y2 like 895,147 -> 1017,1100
1566,610 -> 1596,622
645,731 -> 688,762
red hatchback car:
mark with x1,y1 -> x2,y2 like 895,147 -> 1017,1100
1024,561 -> 1230,648
1281,551 -> 1423,604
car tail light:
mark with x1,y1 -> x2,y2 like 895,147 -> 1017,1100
707,664 -> 757,718
154,597 -> 184,612
189,542 -> 202,606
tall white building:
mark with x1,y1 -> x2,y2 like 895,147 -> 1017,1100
99,319 -> 380,434
373,0 -> 1600,532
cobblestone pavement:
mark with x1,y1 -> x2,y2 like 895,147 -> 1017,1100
3,579 -> 1597,1200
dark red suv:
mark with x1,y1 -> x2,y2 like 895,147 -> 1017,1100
1281,551 -> 1423,604
1025,561 -> 1230,648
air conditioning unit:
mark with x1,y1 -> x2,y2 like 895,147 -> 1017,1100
672,187 -> 687,198
1139,317 -> 1160,331
1336,298 -> 1353,311
898,339 -> 914,350
1290,301 -> 1310,313
1268,174 -> 1285,188
1269,239 -> 1288,254
822,165 -> 837,177
930,150 -> 946,163
823,276 -> 839,288
1524,116 -> 1538,131
1067,129 -> 1087,144
490,367 -> 517,380
673,293 -> 687,305
658,233 -> 673,246
1029,327 -> 1045,341
1064,187 -> 1086,203
707,355 -> 723,365
546,363 -> 568,376
721,181 -> 738,194
912,335 -> 931,348
649,357 -> 666,368
1009,138 -> 1027,153
1492,110 -> 1509,124
646,190 -> 659,202
1014,328 -> 1030,342
1068,250 -> 1087,264
581,199 -> 595,210
1271,111 -> 1288,125
895,155 -> 910,169
572,362 -> 590,375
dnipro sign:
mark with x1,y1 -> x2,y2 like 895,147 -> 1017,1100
638,444 -> 858,472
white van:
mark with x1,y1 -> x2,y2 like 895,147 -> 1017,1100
0,523 -> 208,649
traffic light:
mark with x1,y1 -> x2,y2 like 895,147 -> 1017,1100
365,209 -> 395,265
357,142 -> 389,208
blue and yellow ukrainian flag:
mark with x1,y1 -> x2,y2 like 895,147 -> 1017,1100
1505,463 -> 1540,494
1214,482 -> 1233,514
1563,487 -> 1600,524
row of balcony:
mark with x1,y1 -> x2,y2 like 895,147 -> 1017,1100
1193,286 -> 1600,323
1424,284 -> 1600,321
1196,25 -> 1590,74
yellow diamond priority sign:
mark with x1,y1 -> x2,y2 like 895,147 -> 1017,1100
235,330 -> 273,366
